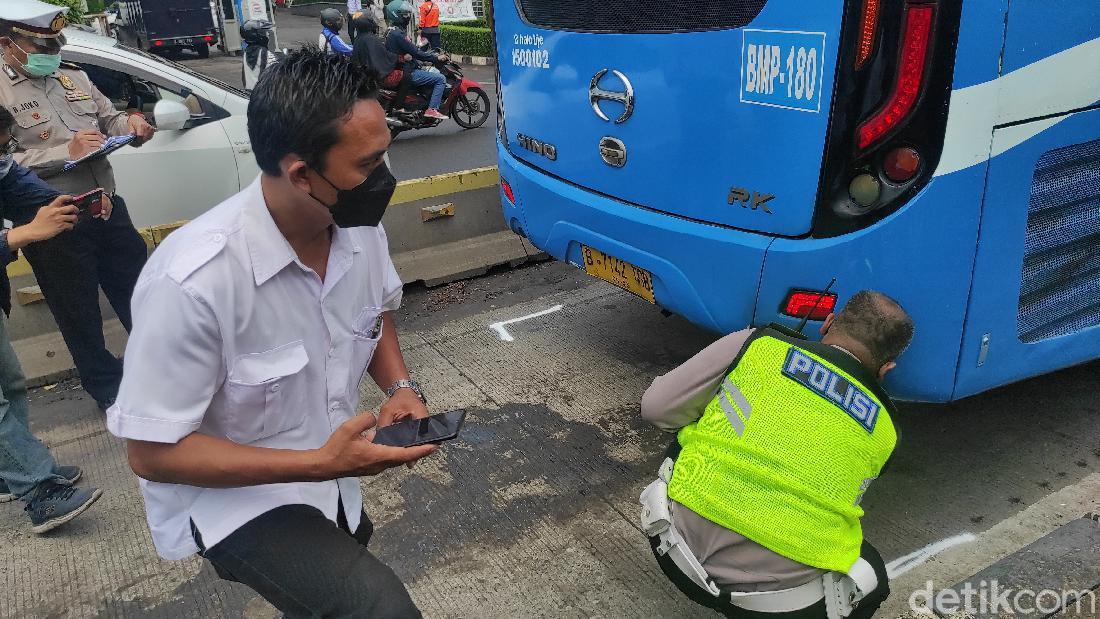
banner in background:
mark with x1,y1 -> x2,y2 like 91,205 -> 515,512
437,0 -> 476,22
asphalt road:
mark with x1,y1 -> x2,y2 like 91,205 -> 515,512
180,10 -> 499,182
5,260 -> 1100,617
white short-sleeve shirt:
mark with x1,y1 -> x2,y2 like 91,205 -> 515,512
107,176 -> 403,560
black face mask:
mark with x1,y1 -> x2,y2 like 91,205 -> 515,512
308,164 -> 396,228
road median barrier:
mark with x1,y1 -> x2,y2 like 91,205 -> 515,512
7,166 -> 546,381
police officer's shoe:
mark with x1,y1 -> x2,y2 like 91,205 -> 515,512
25,481 -> 102,534
0,465 -> 82,503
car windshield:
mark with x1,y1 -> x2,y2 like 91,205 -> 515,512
106,39 -> 247,98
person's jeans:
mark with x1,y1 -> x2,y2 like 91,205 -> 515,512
195,503 -> 422,618
409,69 -> 446,110
0,316 -> 64,500
20,195 -> 148,406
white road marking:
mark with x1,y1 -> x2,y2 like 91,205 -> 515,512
886,533 -> 978,579
490,305 -> 565,342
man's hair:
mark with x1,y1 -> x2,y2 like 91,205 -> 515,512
247,46 -> 380,176
831,290 -> 915,367
0,106 -> 13,135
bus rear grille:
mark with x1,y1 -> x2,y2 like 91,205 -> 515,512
514,0 -> 768,33
1018,138 -> 1100,343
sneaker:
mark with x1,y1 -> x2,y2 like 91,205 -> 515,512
0,465 -> 82,504
25,481 -> 102,534
424,108 -> 448,120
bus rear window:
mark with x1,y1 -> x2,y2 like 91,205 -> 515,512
515,0 -> 768,33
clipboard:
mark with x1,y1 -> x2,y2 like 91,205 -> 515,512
62,134 -> 137,172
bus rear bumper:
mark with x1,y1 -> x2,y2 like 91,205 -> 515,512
498,147 -> 771,333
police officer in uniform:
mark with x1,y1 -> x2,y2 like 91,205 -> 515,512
639,291 -> 915,618
0,0 -> 155,410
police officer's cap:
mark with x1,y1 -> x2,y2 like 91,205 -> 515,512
0,0 -> 69,49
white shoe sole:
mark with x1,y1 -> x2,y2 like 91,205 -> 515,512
31,488 -> 103,534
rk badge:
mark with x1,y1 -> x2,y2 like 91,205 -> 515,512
39,130 -> 50,141
59,75 -> 76,90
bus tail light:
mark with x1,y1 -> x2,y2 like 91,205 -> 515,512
783,290 -> 838,321
883,146 -> 922,182
855,0 -> 881,69
857,3 -> 935,150
501,178 -> 516,205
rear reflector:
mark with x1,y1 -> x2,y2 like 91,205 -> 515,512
855,0 -> 881,69
783,290 -> 838,321
857,4 -> 935,149
883,146 -> 922,182
501,178 -> 515,205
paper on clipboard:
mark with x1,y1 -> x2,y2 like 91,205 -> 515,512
62,134 -> 137,172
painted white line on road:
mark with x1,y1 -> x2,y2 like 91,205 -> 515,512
490,305 -> 565,342
887,533 -> 978,579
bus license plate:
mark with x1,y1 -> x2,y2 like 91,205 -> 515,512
581,246 -> 655,304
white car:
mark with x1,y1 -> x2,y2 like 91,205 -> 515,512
61,28 -> 258,228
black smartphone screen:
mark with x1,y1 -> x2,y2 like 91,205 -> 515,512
372,409 -> 466,448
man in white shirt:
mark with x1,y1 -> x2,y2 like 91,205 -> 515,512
107,49 -> 433,617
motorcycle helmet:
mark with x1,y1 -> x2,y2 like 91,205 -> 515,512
240,19 -> 274,46
385,1 -> 414,28
320,8 -> 344,33
349,11 -> 379,36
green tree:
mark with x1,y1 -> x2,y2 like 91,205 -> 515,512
40,0 -> 86,26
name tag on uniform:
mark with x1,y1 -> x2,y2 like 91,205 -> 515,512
781,348 -> 880,433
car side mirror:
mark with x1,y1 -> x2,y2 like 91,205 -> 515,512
153,99 -> 191,131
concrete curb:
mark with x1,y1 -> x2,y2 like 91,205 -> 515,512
454,55 -> 495,66
10,166 -> 545,386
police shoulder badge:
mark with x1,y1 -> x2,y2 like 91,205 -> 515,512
59,74 -> 76,90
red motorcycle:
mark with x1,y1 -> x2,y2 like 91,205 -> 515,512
380,59 -> 491,138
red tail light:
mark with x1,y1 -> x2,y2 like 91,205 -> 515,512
855,0 -> 881,69
857,3 -> 935,149
501,178 -> 515,205
204,36 -> 214,43
783,290 -> 838,321
154,40 -> 164,47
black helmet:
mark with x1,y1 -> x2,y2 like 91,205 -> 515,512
320,8 -> 344,33
349,11 -> 378,35
385,1 -> 413,28
240,19 -> 274,46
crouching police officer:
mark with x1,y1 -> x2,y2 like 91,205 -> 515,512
0,0 -> 155,410
640,291 -> 914,618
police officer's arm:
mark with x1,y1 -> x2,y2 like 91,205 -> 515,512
640,329 -> 755,432
89,78 -> 130,137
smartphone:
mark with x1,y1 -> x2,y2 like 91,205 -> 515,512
70,188 -> 104,218
372,409 -> 466,448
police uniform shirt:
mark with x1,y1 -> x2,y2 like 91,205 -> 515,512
106,176 -> 404,560
0,60 -> 131,201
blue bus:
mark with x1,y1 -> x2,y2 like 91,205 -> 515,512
491,1 -> 1100,402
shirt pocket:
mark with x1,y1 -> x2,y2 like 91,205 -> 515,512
14,109 -> 51,131
349,307 -> 385,397
224,341 -> 309,444
70,99 -> 99,117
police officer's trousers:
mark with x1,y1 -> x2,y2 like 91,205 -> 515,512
21,195 -> 147,407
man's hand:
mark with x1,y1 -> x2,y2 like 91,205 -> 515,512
437,53 -> 450,63
315,412 -> 436,477
7,196 -> 78,249
127,113 -> 155,146
97,193 -> 113,221
68,129 -> 105,160
377,388 -> 428,427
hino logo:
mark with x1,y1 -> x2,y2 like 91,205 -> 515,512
599,137 -> 627,168
517,133 -> 557,161
589,69 -> 635,123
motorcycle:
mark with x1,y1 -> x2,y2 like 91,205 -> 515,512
380,58 -> 491,138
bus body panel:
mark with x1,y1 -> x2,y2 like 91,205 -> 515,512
500,146 -> 771,333
955,108 -> 1100,399
1000,1 -> 1100,74
758,166 -> 988,403
496,2 -> 845,237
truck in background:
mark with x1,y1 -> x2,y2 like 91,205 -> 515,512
114,0 -> 219,58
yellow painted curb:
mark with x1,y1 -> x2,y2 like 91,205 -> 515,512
6,167 -> 502,280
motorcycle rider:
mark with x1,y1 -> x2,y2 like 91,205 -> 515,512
383,1 -> 448,120
241,19 -> 278,91
318,8 -> 353,56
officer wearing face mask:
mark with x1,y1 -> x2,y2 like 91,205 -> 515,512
0,0 -> 155,412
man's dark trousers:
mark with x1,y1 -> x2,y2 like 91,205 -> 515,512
196,503 -> 422,618
19,195 -> 147,407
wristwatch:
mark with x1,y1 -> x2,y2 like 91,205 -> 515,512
386,379 -> 426,403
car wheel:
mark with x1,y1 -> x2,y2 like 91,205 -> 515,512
195,42 -> 210,59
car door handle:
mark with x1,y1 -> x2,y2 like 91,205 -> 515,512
233,141 -> 251,154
